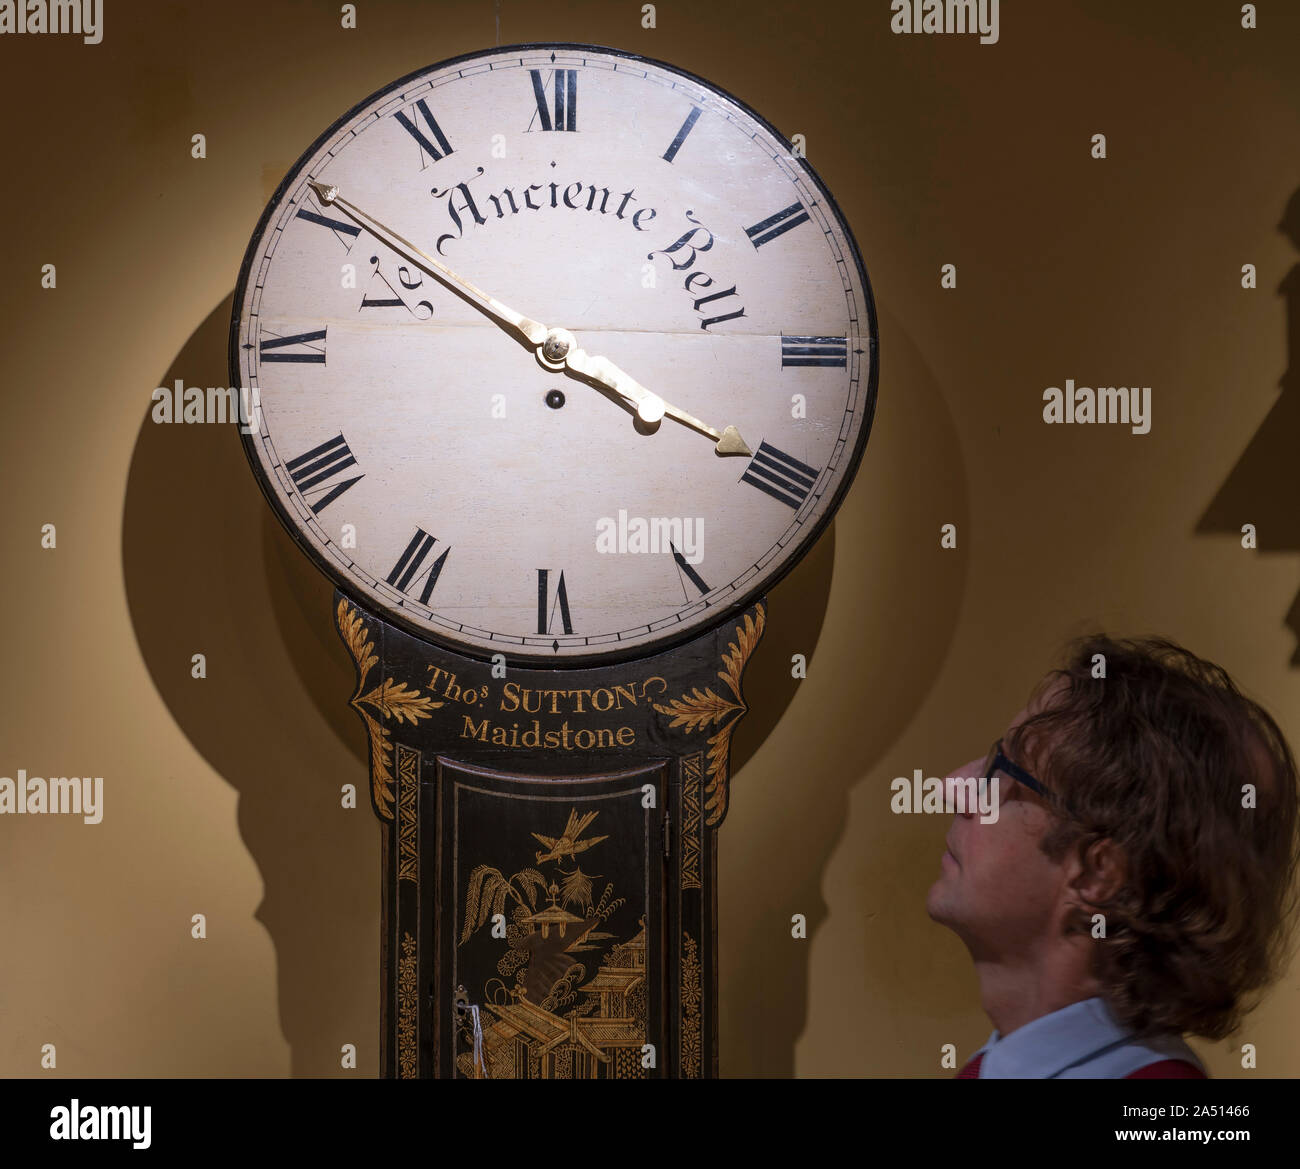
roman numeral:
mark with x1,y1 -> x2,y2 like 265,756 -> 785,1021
740,441 -> 820,509
529,69 -> 577,131
744,201 -> 811,248
671,543 -> 709,596
393,98 -> 455,166
537,569 -> 573,635
781,335 -> 848,368
386,529 -> 450,604
285,434 -> 363,513
294,207 -> 362,251
259,328 -> 327,364
662,107 -> 702,162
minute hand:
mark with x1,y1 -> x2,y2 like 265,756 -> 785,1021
564,348 -> 752,456
307,180 -> 549,348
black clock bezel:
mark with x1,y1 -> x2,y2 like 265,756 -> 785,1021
229,40 -> 880,668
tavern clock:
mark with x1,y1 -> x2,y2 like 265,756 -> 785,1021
231,42 -> 878,1078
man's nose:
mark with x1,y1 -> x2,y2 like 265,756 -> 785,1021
944,757 -> 985,784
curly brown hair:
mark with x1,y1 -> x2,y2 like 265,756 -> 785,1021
1004,634 -> 1300,1040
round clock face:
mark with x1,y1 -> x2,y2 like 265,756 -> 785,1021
232,42 -> 878,664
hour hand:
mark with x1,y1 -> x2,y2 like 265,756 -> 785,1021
562,344 -> 752,457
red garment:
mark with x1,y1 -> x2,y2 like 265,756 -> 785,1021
954,1053 -> 1205,1079
1125,1060 -> 1206,1079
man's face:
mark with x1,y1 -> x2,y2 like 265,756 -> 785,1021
926,682 -> 1072,960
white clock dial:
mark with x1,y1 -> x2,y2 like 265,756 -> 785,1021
232,43 -> 878,663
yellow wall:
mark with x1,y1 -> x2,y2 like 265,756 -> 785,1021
1,0 -> 1296,1076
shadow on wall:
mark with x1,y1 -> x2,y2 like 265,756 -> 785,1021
124,294 -> 376,1076
125,293 -> 916,1075
730,300 -> 970,1077
1198,187 -> 1300,665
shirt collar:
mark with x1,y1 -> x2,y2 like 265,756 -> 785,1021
974,996 -> 1138,1079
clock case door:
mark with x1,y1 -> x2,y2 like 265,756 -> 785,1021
335,588 -> 767,1079
430,757 -> 667,1079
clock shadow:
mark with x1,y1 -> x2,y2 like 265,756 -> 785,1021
124,294 -> 378,1077
720,303 -> 970,1077
121,293 -> 836,1077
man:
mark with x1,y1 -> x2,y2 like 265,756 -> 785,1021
927,634 -> 1300,1078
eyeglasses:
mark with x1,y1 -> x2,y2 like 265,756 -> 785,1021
981,739 -> 1054,802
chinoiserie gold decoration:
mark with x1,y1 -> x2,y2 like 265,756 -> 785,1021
454,809 -> 648,1078
337,598 -> 442,818
396,745 -> 420,883
680,931 -> 702,1077
397,931 -> 418,1078
652,604 -> 765,825
681,753 -> 703,890
531,807 -> 609,864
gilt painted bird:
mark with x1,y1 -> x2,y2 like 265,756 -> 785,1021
532,808 -> 609,864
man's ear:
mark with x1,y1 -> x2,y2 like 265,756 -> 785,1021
1068,835 -> 1128,909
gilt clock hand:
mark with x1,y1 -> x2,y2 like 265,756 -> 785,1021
308,181 -> 752,456
307,180 -> 550,348
561,342 -> 753,457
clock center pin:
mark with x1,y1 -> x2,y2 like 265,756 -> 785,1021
537,327 -> 575,371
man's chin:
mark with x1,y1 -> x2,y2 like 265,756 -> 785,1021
927,870 -> 973,931
925,880 -> 953,925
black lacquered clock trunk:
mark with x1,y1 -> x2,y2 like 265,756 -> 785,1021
336,589 -> 766,1079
